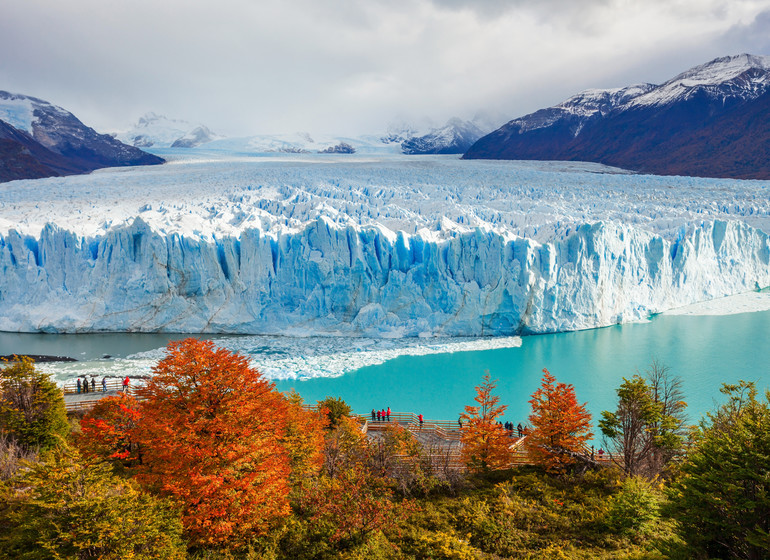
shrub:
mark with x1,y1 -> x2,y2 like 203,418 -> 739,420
0,444 -> 185,559
0,357 -> 69,451
604,476 -> 661,536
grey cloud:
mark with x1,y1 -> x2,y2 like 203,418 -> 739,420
718,9 -> 770,55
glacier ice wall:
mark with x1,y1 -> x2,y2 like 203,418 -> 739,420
1,217 -> 768,335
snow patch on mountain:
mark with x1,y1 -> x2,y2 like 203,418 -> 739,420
0,92 -> 35,133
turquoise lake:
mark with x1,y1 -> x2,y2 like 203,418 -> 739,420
2,308 -> 769,429
275,310 -> 770,427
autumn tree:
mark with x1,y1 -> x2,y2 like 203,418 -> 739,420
526,368 -> 593,472
599,362 -> 687,478
0,357 -> 69,451
283,389 -> 328,483
134,338 -> 291,549
289,417 -> 414,555
460,372 -> 512,472
372,422 -> 440,496
78,392 -> 142,472
0,444 -> 185,559
668,381 -> 770,560
322,414 -> 370,478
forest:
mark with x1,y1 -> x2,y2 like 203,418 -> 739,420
1,338 -> 768,559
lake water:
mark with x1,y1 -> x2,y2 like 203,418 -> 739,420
274,309 -> 770,427
2,305 -> 769,428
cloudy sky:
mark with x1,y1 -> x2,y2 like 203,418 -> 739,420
2,0 -> 770,137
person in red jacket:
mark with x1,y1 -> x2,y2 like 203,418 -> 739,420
386,407 -> 391,421
122,375 -> 130,393
418,413 -> 423,429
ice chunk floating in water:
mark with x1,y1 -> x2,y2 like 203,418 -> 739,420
1,154 -> 769,336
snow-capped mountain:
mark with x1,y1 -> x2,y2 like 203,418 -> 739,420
0,91 -> 163,183
400,113 -> 506,155
117,113 -> 219,148
465,54 -> 770,179
401,118 -> 486,155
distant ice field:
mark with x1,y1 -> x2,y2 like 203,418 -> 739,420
1,151 -> 768,242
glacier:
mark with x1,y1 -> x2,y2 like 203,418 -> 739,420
1,152 -> 769,336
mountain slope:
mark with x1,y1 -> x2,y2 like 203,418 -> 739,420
464,54 -> 770,179
0,91 -> 163,183
117,113 -> 219,148
401,118 -> 485,154
400,114 -> 506,155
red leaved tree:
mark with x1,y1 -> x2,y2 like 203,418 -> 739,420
460,372 -> 512,471
526,368 -> 593,472
78,393 -> 142,471
134,338 -> 291,548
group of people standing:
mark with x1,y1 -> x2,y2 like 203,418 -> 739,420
76,376 -> 104,394
371,407 -> 391,422
75,375 -> 131,394
502,421 -> 525,437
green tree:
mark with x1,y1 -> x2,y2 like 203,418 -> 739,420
599,362 -> 687,478
0,357 -> 69,451
0,444 -> 185,560
667,381 -> 770,560
317,396 -> 352,429
645,360 -> 688,474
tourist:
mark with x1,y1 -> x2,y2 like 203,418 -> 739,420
371,409 -> 376,421
122,376 -> 130,393
517,423 -> 523,437
458,418 -> 463,429
418,413 -> 423,428
386,406 -> 391,421
102,377 -> 107,392
82,377 -> 89,394
377,410 -> 381,421
91,377 -> 96,392
76,378 -> 81,394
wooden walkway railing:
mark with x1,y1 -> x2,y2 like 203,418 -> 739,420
63,377 -> 140,395
63,397 -> 616,469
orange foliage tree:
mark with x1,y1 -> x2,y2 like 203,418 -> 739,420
283,389 -> 328,483
526,368 -> 593,472
78,393 -> 142,471
460,372 -> 512,471
134,338 -> 291,549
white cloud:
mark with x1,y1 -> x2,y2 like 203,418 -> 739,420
0,0 -> 769,136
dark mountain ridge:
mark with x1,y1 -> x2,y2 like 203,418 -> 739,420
0,91 -> 163,183
464,54 -> 770,179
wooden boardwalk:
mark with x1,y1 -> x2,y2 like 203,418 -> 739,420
62,377 -> 140,412
62,395 -> 613,469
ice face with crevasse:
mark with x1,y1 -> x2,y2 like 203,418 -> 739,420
1,151 -> 769,336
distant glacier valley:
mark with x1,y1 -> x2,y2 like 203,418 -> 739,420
1,151 -> 769,336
